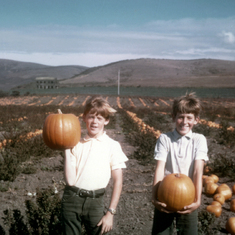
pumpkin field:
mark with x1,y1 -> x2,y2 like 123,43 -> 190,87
0,94 -> 235,235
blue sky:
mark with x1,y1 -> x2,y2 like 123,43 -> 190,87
1,0 -> 235,67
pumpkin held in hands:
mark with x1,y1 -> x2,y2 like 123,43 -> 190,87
157,173 -> 195,212
43,109 -> 81,150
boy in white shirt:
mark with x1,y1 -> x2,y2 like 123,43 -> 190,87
62,96 -> 128,235
152,93 -> 208,235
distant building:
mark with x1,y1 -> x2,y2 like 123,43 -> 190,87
35,77 -> 58,89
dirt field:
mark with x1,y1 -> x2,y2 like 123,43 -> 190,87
0,94 -> 235,234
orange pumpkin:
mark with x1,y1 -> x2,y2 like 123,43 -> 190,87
204,165 -> 212,175
157,173 -> 195,212
226,217 -> 235,235
203,176 -> 214,186
213,193 -> 225,205
43,109 -> 81,150
215,184 -> 232,201
202,175 -> 208,180
232,184 -> 235,195
206,205 -> 222,217
211,201 -> 222,207
204,182 -> 218,196
230,199 -> 235,212
210,174 -> 219,183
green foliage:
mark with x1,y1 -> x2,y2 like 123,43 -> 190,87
0,133 -> 56,181
193,123 -> 214,137
208,153 -> 235,179
198,210 -> 220,235
105,115 -> 116,129
21,165 -> 37,174
0,90 -> 8,98
217,120 -> 235,147
0,148 -> 21,181
119,108 -> 156,164
25,187 -> 62,235
0,104 -> 86,182
0,225 -> 6,235
131,130 -> 156,164
0,182 -> 9,192
144,111 -> 172,133
2,187 -> 62,235
3,209 -> 30,235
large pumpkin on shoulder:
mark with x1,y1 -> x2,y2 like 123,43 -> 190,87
43,109 -> 81,150
157,173 -> 195,212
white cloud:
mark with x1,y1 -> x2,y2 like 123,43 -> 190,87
222,32 -> 235,44
1,17 -> 235,66
175,47 -> 235,56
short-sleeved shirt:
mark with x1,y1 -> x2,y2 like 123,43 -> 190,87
69,132 -> 128,190
154,129 -> 208,180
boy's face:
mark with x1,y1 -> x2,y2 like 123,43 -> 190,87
173,113 -> 198,136
83,112 -> 109,138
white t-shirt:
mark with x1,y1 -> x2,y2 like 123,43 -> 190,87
69,132 -> 128,190
154,129 -> 208,180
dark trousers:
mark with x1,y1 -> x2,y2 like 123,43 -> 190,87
152,208 -> 198,235
61,186 -> 105,235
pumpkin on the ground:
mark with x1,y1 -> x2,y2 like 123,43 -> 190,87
210,174 -> 219,183
213,193 -> 225,205
157,173 -> 195,212
232,184 -> 235,195
215,184 -> 232,201
206,205 -> 222,217
43,109 -> 81,150
230,199 -> 235,212
204,182 -> 218,196
203,176 -> 214,186
203,165 -> 212,175
211,201 -> 222,207
226,217 -> 235,235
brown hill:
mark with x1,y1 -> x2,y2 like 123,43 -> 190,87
0,59 -> 88,91
60,58 -> 235,88
1,58 -> 235,91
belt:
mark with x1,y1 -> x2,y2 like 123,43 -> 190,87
65,185 -> 105,198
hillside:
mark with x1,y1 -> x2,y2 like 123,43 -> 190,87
60,58 -> 235,88
1,58 -> 235,91
0,59 -> 88,91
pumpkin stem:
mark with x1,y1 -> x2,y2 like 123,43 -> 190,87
58,109 -> 62,114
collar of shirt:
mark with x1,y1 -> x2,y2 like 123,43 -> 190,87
83,131 -> 107,142
173,129 -> 192,141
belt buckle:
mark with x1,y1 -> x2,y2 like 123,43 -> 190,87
79,189 -> 92,198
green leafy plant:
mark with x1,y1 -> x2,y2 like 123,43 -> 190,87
3,209 -> 30,235
2,187 -> 63,235
217,120 -> 235,147
207,152 -> 235,179
119,108 -> 156,164
198,210 -> 220,235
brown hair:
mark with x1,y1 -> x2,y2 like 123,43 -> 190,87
83,96 -> 116,120
172,92 -> 201,118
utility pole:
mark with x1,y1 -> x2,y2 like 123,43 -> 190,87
118,69 -> 120,96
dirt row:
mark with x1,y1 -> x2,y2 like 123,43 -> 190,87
1,95 -> 235,109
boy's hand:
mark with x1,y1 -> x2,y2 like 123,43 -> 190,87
177,201 -> 200,214
151,199 -> 173,214
97,213 -> 113,234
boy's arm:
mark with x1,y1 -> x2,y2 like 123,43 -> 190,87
64,149 -> 77,186
178,159 -> 204,214
97,168 -> 123,234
